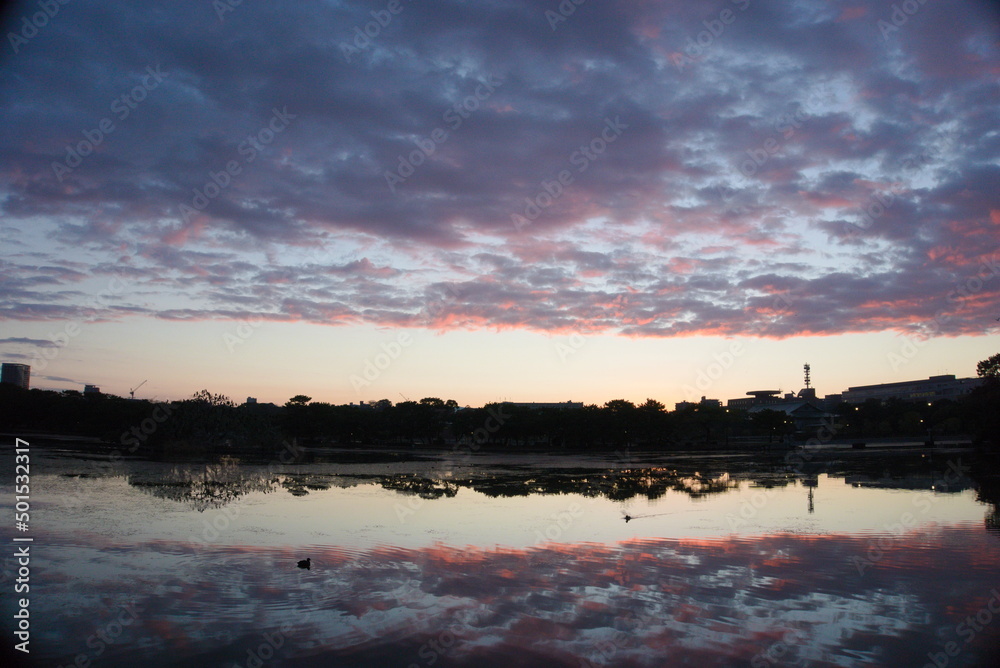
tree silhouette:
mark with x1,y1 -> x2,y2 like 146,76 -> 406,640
191,389 -> 235,407
968,353 -> 1000,447
977,353 -> 1000,379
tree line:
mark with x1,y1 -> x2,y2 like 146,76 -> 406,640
1,353 -> 997,456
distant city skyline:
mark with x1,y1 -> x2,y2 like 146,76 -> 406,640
0,333 -> 991,409
1,1 -> 997,408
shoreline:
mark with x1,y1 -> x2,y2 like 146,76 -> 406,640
3,430 -> 988,464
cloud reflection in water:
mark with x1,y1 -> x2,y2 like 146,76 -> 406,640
28,525 -> 1000,667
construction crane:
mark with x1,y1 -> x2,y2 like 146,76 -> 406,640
129,380 -> 147,400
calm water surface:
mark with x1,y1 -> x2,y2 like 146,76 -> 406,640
2,443 -> 999,667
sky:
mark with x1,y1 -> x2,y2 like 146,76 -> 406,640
0,0 -> 998,407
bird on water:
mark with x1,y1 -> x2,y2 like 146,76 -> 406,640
622,510 -> 676,523
297,558 -> 311,569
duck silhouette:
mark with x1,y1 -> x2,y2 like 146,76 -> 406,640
297,558 -> 311,570
622,510 -> 675,523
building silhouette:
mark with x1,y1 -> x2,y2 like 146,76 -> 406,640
726,390 -> 785,410
1,363 -> 30,390
675,396 -> 722,411
725,364 -> 843,412
747,400 -> 833,433
841,374 -> 982,404
726,363 -> 835,433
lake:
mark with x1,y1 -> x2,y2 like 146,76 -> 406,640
2,441 -> 999,667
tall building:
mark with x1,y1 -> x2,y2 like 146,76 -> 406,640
0,363 -> 30,390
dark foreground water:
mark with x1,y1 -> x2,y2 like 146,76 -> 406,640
2,442 -> 999,667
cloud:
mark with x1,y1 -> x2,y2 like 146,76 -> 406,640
0,0 -> 997,339
0,336 -> 59,348
38,375 -> 80,384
